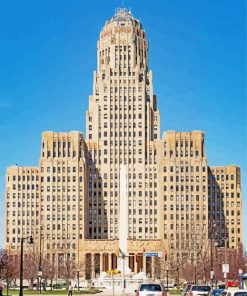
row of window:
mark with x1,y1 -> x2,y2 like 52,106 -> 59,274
6,219 -> 37,225
11,184 -> 38,190
129,209 -> 157,214
6,193 -> 39,199
45,205 -> 79,212
11,175 -> 38,181
45,214 -> 83,221
164,150 -> 203,158
164,213 -> 206,220
46,195 -> 82,202
46,234 -> 79,240
47,243 -> 77,250
40,166 -> 83,173
99,121 -> 144,129
164,204 -> 207,211
164,166 -> 206,173
45,223 -> 79,230
164,195 -> 207,202
44,150 -> 83,158
164,175 -> 207,182
128,227 -> 157,233
209,174 -> 235,181
209,192 -> 240,198
99,112 -> 143,120
164,185 -> 206,192
209,183 -> 235,189
43,186 -> 83,192
42,176 -> 83,182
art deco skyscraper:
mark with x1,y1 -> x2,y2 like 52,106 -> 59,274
4,9 -> 243,278
86,8 -> 161,240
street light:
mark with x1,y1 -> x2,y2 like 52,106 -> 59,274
77,269 -> 80,292
38,229 -> 42,294
210,223 -> 217,288
194,265 -> 197,284
19,235 -> 34,296
38,270 -> 42,294
224,237 -> 228,289
49,268 -> 53,291
166,266 -> 169,291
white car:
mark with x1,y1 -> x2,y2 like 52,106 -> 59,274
188,285 -> 211,296
135,283 -> 165,296
222,290 -> 247,296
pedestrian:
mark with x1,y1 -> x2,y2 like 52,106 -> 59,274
68,283 -> 73,296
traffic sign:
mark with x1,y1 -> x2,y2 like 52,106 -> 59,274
222,264 -> 229,273
144,252 -> 159,257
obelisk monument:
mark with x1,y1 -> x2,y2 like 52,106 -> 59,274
118,164 -> 131,287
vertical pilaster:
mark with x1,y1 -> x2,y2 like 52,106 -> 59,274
100,253 -> 104,273
134,254 -> 138,273
109,253 -> 112,270
151,257 -> 155,279
91,253 -> 95,279
143,255 -> 147,273
81,253 -> 86,280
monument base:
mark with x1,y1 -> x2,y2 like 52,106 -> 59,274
117,257 -> 132,275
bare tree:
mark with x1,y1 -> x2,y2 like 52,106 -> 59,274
0,249 -> 8,278
189,228 -> 211,283
59,254 -> 76,287
42,256 -> 56,290
23,249 -> 39,289
231,243 -> 247,278
2,252 -> 17,295
182,262 -> 195,283
166,239 -> 190,289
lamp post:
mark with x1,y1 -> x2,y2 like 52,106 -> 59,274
77,269 -> 80,292
194,265 -> 197,284
38,229 -> 42,294
210,223 -> 217,288
224,237 -> 228,289
38,270 -> 42,294
19,235 -> 34,296
166,267 -> 169,291
50,268 -> 53,291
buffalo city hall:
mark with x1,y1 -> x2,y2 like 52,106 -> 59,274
5,9 -> 242,279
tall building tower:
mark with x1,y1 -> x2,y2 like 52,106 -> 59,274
86,8 -> 160,240
39,131 -> 87,268
159,131 -> 208,261
208,166 -> 242,249
5,166 -> 40,249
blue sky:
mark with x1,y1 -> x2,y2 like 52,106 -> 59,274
0,0 -> 246,248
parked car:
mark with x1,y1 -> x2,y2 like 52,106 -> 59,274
209,289 -> 224,296
223,290 -> 247,296
135,282 -> 165,296
188,285 -> 211,296
182,284 -> 192,296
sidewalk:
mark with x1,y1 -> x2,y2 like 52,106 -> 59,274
97,284 -> 136,296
